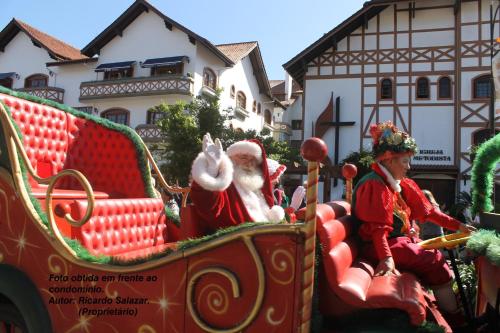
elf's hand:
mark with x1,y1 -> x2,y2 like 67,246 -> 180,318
203,133 -> 223,176
290,186 -> 306,210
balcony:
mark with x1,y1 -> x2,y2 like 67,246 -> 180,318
17,86 -> 64,103
234,106 -> 249,121
79,75 -> 194,100
135,124 -> 164,143
274,122 -> 292,136
263,122 -> 274,133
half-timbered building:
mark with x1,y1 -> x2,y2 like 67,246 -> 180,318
284,0 -> 500,206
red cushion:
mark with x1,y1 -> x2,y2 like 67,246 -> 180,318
0,93 -> 69,176
315,202 -> 427,326
30,185 -> 109,199
71,198 -> 167,257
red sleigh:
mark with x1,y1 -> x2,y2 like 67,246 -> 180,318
0,86 -> 453,332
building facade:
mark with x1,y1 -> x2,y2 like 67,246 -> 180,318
284,0 -> 500,206
0,0 -> 275,144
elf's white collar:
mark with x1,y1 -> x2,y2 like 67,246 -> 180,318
377,162 -> 401,193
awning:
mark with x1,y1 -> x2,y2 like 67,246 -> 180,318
94,61 -> 136,72
141,56 -> 189,68
0,72 -> 17,80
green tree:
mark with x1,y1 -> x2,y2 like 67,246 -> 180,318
152,93 -> 301,186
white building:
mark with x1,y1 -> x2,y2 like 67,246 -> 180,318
284,0 -> 499,206
0,0 -> 274,143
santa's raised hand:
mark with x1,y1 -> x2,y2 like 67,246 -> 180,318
202,133 -> 223,176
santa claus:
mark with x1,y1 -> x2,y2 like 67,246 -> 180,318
189,133 -> 285,233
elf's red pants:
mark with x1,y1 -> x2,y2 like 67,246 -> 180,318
362,236 -> 453,286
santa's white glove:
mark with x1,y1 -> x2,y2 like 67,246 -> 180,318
202,133 -> 223,176
290,186 -> 306,211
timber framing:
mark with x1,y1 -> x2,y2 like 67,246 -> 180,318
285,0 -> 500,198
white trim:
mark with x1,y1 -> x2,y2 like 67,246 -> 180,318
191,152 -> 233,192
226,141 -> 262,162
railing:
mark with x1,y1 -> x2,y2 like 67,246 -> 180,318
135,124 -> 164,143
79,75 -> 194,100
234,106 -> 249,120
17,86 -> 65,103
263,122 -> 275,133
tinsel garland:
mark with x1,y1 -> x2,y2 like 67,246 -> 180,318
466,229 -> 500,266
471,133 -> 500,215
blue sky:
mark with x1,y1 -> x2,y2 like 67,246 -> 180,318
0,0 -> 366,80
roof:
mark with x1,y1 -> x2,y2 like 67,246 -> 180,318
283,0 -> 389,86
0,19 -> 87,61
217,41 -> 272,98
81,0 -> 234,67
215,42 -> 257,63
270,79 -> 301,96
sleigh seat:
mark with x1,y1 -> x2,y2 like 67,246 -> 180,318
0,89 -> 176,259
297,202 -> 429,326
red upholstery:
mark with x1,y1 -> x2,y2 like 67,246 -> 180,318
0,93 -> 147,198
63,115 -> 146,198
0,92 -> 170,260
299,202 -> 428,326
70,198 -> 167,256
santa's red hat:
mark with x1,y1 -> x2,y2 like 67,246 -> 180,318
267,159 -> 287,182
227,139 -> 274,207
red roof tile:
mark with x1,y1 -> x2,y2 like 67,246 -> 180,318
216,42 -> 257,63
15,19 -> 87,60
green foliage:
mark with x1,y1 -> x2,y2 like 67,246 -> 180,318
471,133 -> 500,215
340,147 -> 375,185
154,93 -> 301,186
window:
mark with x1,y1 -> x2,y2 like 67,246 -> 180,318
473,75 -> 491,99
25,74 -> 47,88
101,108 -> 130,125
252,101 -> 257,112
473,128 -> 499,146
104,68 -> 134,80
230,85 -> 235,98
203,68 -> 216,90
151,63 -> 183,76
291,120 -> 303,130
147,110 -> 164,125
416,77 -> 430,99
264,109 -> 272,125
236,91 -> 246,109
0,77 -> 13,89
257,103 -> 261,114
380,78 -> 393,100
438,77 -> 452,99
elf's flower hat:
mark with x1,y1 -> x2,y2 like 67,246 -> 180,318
370,121 -> 417,161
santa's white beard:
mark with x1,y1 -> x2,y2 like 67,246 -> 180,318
233,166 -> 264,192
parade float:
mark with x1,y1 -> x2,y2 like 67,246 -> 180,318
468,132 -> 500,328
0,86 -> 474,332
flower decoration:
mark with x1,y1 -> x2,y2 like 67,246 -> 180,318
370,121 -> 417,160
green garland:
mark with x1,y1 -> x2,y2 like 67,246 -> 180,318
470,133 -> 500,215
466,229 -> 500,266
